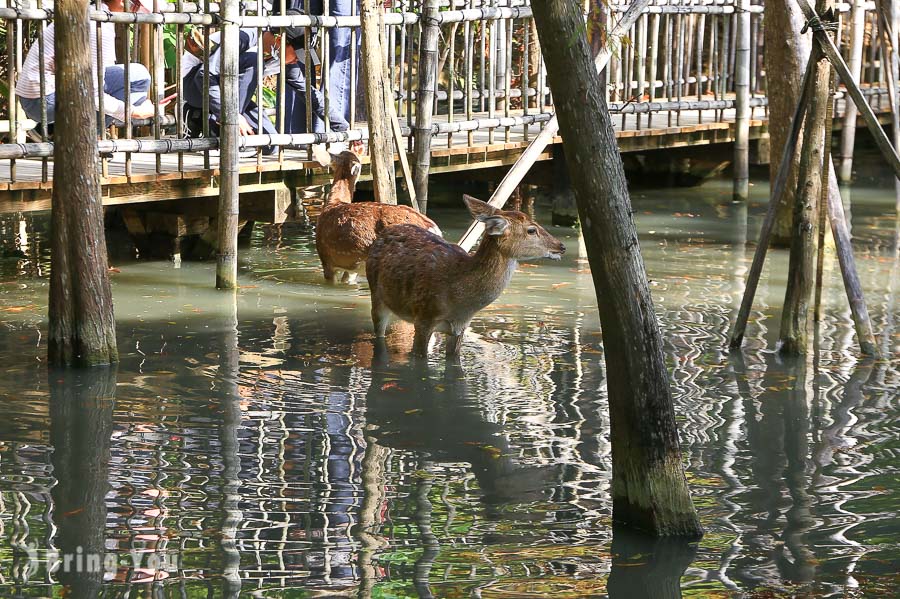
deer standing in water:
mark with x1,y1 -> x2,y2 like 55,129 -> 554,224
313,145 -> 441,284
366,195 -> 566,357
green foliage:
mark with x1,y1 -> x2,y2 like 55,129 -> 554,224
163,24 -> 179,70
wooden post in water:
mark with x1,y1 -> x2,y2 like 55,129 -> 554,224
779,0 -> 833,356
361,0 -> 398,204
216,0 -> 241,289
530,0 -> 702,537
733,0 -> 751,200
730,58 -> 816,349
838,0 -> 866,182
413,0 -> 440,213
48,0 -> 118,366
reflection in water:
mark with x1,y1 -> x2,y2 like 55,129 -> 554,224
0,171 -> 898,596
607,531 -> 698,599
217,294 -> 242,597
49,368 -> 115,597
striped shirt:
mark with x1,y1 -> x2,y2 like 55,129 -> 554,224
15,21 -> 128,123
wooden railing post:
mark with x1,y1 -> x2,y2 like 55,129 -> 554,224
838,0 -> 866,182
413,0 -> 440,213
216,0 -> 241,289
361,0 -> 398,204
733,0 -> 751,200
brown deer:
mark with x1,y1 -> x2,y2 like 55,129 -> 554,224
313,145 -> 441,284
366,195 -> 566,357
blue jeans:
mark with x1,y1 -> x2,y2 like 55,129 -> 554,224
183,51 -> 278,138
281,61 -> 350,134
18,63 -> 151,128
326,0 -> 359,126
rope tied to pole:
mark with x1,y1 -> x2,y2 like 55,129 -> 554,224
801,8 -> 838,34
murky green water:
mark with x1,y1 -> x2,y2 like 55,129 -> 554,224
0,162 -> 898,597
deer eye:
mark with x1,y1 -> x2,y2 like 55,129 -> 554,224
527,227 -> 537,235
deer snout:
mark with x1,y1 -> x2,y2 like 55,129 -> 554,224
547,241 -> 566,260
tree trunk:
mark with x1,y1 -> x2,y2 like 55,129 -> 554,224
779,1 -> 833,355
361,0 -> 398,204
530,0 -> 702,537
49,0 -> 118,366
764,0 -> 811,246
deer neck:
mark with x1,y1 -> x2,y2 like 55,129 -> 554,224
326,179 -> 355,205
460,235 -> 517,302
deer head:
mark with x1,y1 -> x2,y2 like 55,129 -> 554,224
463,195 -> 565,261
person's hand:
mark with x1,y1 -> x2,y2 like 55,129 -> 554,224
283,44 -> 298,65
238,114 -> 256,136
131,100 -> 156,119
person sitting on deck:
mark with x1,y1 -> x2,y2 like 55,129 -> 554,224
15,0 -> 157,135
182,27 -> 279,147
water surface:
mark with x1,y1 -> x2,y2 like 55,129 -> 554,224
0,167 -> 898,597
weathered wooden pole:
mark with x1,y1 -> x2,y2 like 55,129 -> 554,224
826,177 -> 880,355
795,0 -> 900,180
733,0 -> 751,200
837,0 -> 866,182
215,0 -> 241,289
458,0 -> 652,252
730,56 -> 816,349
413,0 -> 440,213
763,0 -> 812,246
361,0 -> 398,204
876,0 -> 900,177
779,0 -> 834,356
48,0 -> 118,366
530,0 -> 702,537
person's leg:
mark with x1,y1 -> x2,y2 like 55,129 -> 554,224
283,62 -> 309,135
18,93 -> 56,128
104,63 -> 151,126
327,0 -> 357,125
286,60 -> 348,132
104,64 -> 151,105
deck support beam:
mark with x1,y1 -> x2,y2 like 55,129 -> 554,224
215,0 -> 241,289
733,0 -> 751,200
413,0 -> 440,213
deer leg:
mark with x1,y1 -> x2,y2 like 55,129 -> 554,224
445,332 -> 465,357
343,271 -> 359,285
412,322 -> 435,357
371,299 -> 391,338
322,262 -> 336,283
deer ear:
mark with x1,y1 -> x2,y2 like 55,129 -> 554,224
310,144 -> 333,169
463,194 -> 496,220
481,215 -> 509,236
350,162 -> 362,178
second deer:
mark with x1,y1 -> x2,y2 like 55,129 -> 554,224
313,145 -> 441,284
366,195 -> 566,357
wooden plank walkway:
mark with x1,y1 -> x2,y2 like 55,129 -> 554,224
0,100 -> 890,215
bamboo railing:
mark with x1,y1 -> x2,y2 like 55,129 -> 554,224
0,0 -> 895,187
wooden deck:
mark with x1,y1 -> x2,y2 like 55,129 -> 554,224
0,100 -> 890,215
